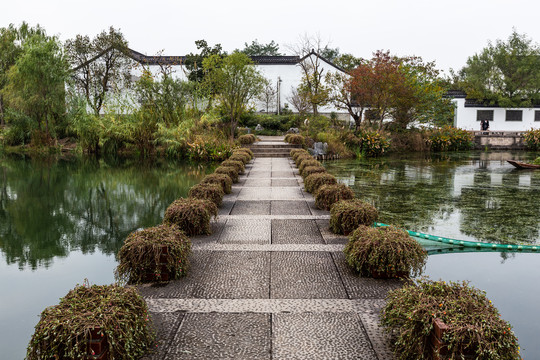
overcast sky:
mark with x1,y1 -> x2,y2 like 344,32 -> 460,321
3,0 -> 540,74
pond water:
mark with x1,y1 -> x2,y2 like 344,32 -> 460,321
325,151 -> 540,358
0,154 -> 215,360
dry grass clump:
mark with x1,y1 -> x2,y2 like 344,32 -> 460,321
163,198 -> 218,236
27,283 -> 154,360
344,225 -> 426,278
238,134 -> 256,145
116,224 -> 192,283
285,134 -> 305,145
188,183 -> 225,206
330,199 -> 378,235
304,173 -> 337,193
294,153 -> 313,167
315,183 -> 354,210
298,159 -> 321,175
382,278 -> 520,360
221,159 -> 245,174
290,148 -> 308,158
301,165 -> 327,179
229,152 -> 251,164
201,173 -> 232,194
235,147 -> 254,159
214,165 -> 239,182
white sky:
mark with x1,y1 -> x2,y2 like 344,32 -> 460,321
2,0 -> 540,74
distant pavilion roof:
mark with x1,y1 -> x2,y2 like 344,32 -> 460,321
71,46 -> 346,73
130,48 -> 300,66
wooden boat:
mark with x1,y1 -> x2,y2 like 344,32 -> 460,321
507,160 -> 540,169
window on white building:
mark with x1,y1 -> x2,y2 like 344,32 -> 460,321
535,110 -> 540,121
476,110 -> 494,121
505,110 -> 523,121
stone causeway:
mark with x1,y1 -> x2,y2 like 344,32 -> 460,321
140,136 -> 399,359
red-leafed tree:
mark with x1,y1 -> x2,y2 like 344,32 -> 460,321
349,50 -> 406,130
330,50 -> 453,131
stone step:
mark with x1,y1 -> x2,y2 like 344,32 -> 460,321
251,143 -> 301,149
253,153 -> 290,158
251,148 -> 291,154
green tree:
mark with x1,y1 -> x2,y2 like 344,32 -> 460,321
241,39 -> 282,56
203,52 -> 267,140
184,40 -> 225,83
65,27 -> 131,115
2,33 -> 68,140
390,56 -> 454,129
0,23 -> 45,126
459,30 -> 540,106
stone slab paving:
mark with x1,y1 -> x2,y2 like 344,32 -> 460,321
143,138 -> 397,359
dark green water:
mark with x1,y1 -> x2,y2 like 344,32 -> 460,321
0,155 -> 215,359
324,151 -> 540,245
325,151 -> 540,358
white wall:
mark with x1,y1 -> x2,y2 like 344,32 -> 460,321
453,98 -> 540,131
130,54 -> 347,116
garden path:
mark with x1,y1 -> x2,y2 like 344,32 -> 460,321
140,137 -> 399,359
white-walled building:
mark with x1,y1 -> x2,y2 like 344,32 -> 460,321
450,91 -> 540,131
127,48 -> 348,116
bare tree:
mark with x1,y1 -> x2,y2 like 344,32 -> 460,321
66,27 -> 132,115
258,81 -> 277,113
287,86 -> 310,116
287,34 -> 334,115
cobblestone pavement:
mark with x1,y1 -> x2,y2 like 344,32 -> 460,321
141,140 -> 398,360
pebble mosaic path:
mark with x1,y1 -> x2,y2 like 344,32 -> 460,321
140,137 -> 400,360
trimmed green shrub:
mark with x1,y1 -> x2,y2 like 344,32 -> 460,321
304,172 -> 337,193
188,183 -> 225,206
330,199 -> 379,235
344,225 -> 426,278
315,183 -> 354,210
381,279 -> 520,360
238,134 -> 256,145
229,153 -> 250,164
298,159 -> 321,174
221,159 -> 245,174
27,283 -> 154,360
201,173 -> 232,194
290,148 -> 308,158
215,165 -> 239,182
284,133 -> 292,142
286,134 -> 305,145
116,224 -> 191,283
163,198 -> 218,236
301,165 -> 327,179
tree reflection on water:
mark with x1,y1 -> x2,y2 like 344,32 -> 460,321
0,155 -> 214,270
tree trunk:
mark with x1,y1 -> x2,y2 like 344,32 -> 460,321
0,95 -> 4,126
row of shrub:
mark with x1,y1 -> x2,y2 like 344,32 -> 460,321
27,145 -> 255,359
292,148 -> 424,279
292,148 -> 519,359
116,146 -> 254,284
